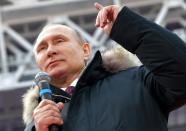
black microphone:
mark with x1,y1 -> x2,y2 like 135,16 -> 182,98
34,72 -> 61,131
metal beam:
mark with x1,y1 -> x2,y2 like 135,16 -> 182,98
155,3 -> 169,24
14,50 -> 34,82
0,0 -> 113,24
122,0 -> 162,8
6,42 -> 23,59
4,26 -> 33,51
155,0 -> 186,25
0,10 -> 8,74
0,80 -> 33,91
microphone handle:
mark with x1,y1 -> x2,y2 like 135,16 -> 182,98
49,125 -> 62,131
39,81 -> 61,131
47,99 -> 62,131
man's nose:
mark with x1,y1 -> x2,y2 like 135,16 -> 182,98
47,44 -> 57,57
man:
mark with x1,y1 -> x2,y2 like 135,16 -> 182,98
23,2 -> 186,131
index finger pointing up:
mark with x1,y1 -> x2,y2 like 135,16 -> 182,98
94,2 -> 104,11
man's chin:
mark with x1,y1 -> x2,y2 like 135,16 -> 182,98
48,69 -> 66,78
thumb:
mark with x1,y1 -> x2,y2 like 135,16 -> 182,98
94,2 -> 103,11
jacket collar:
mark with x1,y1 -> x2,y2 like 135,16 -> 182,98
49,51 -> 107,98
50,51 -> 110,96
50,85 -> 71,103
76,51 -> 110,89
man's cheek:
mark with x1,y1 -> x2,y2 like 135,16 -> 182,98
36,60 -> 44,71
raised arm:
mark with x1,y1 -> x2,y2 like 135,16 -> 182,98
95,3 -> 186,112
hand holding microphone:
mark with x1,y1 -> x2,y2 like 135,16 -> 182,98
33,72 -> 63,131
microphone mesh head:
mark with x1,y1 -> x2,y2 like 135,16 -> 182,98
34,72 -> 51,85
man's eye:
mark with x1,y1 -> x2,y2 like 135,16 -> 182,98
38,47 -> 46,52
54,39 -> 64,44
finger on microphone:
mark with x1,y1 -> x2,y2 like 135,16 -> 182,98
44,116 -> 64,125
37,99 -> 55,108
57,102 -> 64,111
94,2 -> 103,11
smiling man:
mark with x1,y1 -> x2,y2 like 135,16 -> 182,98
23,2 -> 186,131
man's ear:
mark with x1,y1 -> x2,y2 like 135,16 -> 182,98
82,43 -> 91,61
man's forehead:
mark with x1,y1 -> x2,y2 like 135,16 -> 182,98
39,24 -> 74,37
34,25 -> 75,49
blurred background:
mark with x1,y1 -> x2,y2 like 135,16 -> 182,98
0,0 -> 186,131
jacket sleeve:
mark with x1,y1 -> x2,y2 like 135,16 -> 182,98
110,7 -> 186,112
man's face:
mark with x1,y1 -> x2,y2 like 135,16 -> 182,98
34,25 -> 90,79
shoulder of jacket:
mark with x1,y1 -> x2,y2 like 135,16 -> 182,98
101,44 -> 142,73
